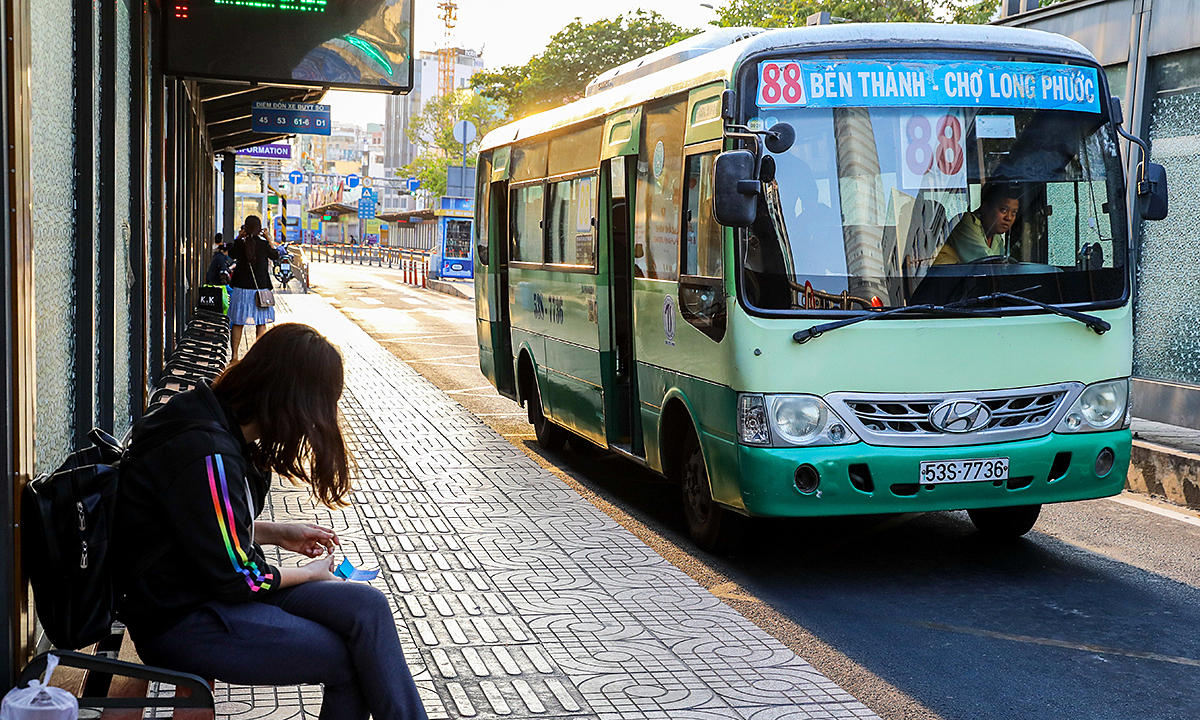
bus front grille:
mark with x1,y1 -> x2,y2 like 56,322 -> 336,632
826,383 -> 1083,448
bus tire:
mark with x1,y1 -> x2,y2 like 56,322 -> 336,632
528,379 -> 566,451
679,430 -> 741,551
967,504 -> 1041,538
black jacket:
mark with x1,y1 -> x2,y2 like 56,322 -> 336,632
205,252 -> 234,285
114,382 -> 280,639
227,235 -> 279,290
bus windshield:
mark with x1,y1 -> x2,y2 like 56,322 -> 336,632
741,61 -> 1128,314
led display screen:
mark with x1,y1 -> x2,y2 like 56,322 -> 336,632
166,0 -> 413,92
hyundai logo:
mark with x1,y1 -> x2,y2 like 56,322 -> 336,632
928,399 -> 992,433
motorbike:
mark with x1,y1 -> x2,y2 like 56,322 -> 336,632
272,243 -> 308,293
273,243 -> 296,290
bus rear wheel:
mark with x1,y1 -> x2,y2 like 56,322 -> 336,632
527,379 -> 566,451
967,504 -> 1042,538
680,431 -> 740,551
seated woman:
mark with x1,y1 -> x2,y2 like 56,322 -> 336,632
115,323 -> 427,720
934,183 -> 1022,265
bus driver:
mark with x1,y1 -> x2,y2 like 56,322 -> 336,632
933,183 -> 1022,265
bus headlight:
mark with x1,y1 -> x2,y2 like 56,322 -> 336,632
738,394 -> 859,447
1056,379 -> 1129,433
772,396 -> 825,443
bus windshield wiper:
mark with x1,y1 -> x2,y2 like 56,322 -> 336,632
793,303 -> 1000,344
953,291 -> 1110,335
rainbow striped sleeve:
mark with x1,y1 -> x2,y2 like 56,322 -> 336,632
205,454 -> 275,592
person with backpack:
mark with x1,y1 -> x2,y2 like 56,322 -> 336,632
113,323 -> 428,720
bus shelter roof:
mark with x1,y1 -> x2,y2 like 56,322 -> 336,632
378,209 -> 437,223
201,82 -> 326,152
306,202 -> 358,218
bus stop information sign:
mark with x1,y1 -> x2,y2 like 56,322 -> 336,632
165,0 -> 414,93
252,102 -> 332,136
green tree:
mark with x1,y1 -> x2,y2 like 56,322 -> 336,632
472,10 -> 700,119
401,89 -> 506,197
712,0 -> 999,26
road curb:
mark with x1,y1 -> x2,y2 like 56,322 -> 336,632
427,278 -> 473,300
1128,440 -> 1200,510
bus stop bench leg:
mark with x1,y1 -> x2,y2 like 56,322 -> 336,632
18,649 -> 214,719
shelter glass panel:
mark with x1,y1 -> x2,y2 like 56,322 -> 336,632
1134,49 -> 1200,385
30,0 -> 78,472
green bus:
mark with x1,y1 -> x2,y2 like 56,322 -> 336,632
473,23 -> 1167,549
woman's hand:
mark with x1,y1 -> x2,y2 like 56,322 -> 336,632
304,554 -> 341,583
279,554 -> 343,587
257,521 -> 339,557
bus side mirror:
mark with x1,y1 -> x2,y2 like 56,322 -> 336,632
713,150 -> 760,228
1138,162 -> 1168,221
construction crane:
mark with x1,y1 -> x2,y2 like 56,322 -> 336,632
437,1 -> 458,99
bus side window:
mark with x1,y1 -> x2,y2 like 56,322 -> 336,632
635,98 -> 685,281
680,151 -> 726,342
547,174 -> 596,269
511,184 -> 545,264
476,153 -> 492,265
683,152 -> 723,278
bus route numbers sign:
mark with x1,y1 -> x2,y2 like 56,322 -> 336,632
251,102 -> 332,137
900,110 -> 967,191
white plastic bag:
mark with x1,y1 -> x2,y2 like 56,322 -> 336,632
0,654 -> 79,720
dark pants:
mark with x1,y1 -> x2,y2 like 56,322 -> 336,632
136,582 -> 427,720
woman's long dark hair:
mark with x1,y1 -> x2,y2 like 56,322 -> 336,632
212,323 -> 352,507
242,215 -> 263,267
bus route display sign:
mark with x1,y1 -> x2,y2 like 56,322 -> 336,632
756,60 -> 1100,113
166,0 -> 414,93
252,102 -> 332,136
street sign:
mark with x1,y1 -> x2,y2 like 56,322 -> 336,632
237,143 -> 291,159
452,120 -> 477,145
345,174 -> 361,189
251,102 -> 331,136
405,178 -> 421,193
288,170 -> 304,184
358,188 -> 377,220
362,177 -> 374,188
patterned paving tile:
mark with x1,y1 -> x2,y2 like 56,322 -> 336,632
199,296 -> 879,720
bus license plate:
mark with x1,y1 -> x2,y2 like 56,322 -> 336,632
919,458 -> 1009,484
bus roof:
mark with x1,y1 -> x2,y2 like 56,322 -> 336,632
479,23 -> 1097,153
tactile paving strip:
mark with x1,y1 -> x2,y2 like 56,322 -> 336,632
202,295 -> 879,720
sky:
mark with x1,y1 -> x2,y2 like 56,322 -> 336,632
327,0 -> 722,126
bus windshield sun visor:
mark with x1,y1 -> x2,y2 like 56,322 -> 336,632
793,288 -> 1110,344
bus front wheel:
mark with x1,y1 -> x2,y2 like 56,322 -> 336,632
680,431 -> 741,551
528,379 -> 566,451
967,504 -> 1042,538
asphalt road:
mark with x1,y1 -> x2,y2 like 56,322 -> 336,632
307,261 -> 1200,720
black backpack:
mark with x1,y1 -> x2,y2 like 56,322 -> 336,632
22,421 -> 219,649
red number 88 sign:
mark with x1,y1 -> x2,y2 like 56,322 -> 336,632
900,111 -> 967,190
759,62 -> 806,106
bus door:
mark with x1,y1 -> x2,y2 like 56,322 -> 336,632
602,151 -> 643,456
476,151 -> 516,398
491,180 -> 515,397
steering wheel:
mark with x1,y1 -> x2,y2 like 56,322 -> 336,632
968,255 -> 1012,265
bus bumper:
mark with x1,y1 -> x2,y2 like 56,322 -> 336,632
734,430 -> 1131,517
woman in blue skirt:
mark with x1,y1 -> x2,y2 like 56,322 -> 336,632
227,215 -> 280,356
